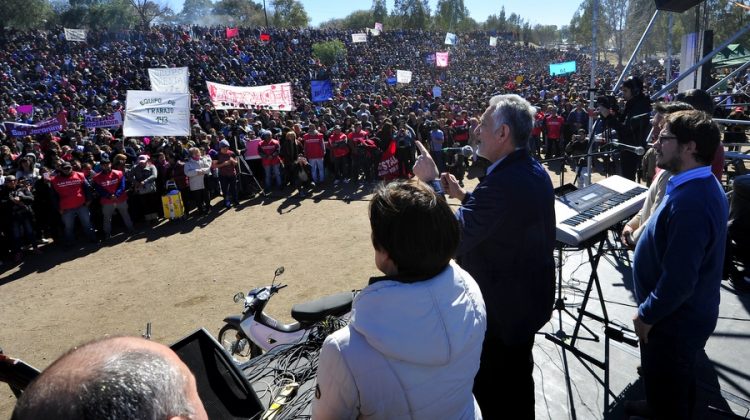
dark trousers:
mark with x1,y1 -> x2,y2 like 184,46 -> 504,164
640,325 -> 708,420
473,334 -> 535,420
219,175 -> 238,205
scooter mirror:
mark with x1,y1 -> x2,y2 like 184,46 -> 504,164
275,267 -> 285,277
233,292 -> 245,303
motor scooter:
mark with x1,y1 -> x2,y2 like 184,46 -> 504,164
218,267 -> 354,364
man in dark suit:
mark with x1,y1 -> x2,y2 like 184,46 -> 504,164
414,94 -> 556,419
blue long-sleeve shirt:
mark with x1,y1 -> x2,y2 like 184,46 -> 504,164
633,165 -> 728,338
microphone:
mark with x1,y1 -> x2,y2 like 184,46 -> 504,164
441,145 -> 474,157
611,140 -> 645,156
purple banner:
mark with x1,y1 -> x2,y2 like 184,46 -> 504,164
3,118 -> 65,137
84,112 -> 122,129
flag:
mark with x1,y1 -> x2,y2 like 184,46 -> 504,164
432,86 -> 442,98
444,32 -> 457,45
63,28 -> 87,42
436,52 -> 449,67
377,140 -> 399,181
489,36 -> 497,47
16,104 -> 34,114
260,33 -> 271,42
351,33 -> 367,43
396,70 -> 412,84
375,22 -> 383,31
226,27 -> 239,38
311,80 -> 333,102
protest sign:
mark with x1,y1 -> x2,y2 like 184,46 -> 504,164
64,28 -> 87,42
148,67 -> 189,93
549,61 -> 577,76
226,27 -> 239,38
311,80 -> 333,102
243,138 -> 262,160
436,52 -> 449,67
396,70 -> 412,84
123,91 -> 190,137
352,33 -> 367,43
206,81 -> 295,111
489,36 -> 497,47
432,86 -> 442,98
375,22 -> 383,31
16,105 -> 33,114
367,28 -> 381,36
3,118 -> 66,137
444,32 -> 457,45
84,112 -> 123,130
425,53 -> 436,65
378,140 -> 399,180
386,76 -> 397,86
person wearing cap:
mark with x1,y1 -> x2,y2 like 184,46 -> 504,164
129,155 -> 160,223
328,125 -> 350,185
257,130 -> 282,194
92,153 -> 134,239
212,139 -> 239,208
50,161 -> 97,244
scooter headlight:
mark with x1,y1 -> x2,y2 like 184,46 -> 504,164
233,292 -> 245,303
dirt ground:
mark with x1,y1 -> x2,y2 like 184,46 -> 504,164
0,162 -> 594,417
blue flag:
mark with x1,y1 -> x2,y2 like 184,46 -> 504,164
386,76 -> 397,86
311,80 -> 333,102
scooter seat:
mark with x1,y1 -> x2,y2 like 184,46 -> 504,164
291,292 -> 353,324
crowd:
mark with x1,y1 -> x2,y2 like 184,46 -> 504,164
0,24 -> 744,265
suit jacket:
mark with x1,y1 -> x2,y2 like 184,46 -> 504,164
456,149 -> 556,345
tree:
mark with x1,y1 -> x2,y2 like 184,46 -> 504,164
0,0 -> 52,28
271,0 -> 309,28
321,10 -> 373,30
391,0 -> 430,29
128,0 -> 173,29
178,0 -> 214,24
312,39 -> 347,67
601,0 -> 628,65
212,0 -> 264,26
372,0 -> 388,24
434,0 -> 468,31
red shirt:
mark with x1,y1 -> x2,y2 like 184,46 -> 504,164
93,169 -> 127,205
258,139 -> 282,167
214,151 -> 238,177
328,132 -> 349,158
531,111 -> 545,136
51,171 -> 87,210
303,133 -> 325,159
545,115 -> 565,140
451,119 -> 470,143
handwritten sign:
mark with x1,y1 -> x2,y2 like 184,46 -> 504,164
206,81 -> 295,111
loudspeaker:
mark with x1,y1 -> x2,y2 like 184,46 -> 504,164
653,0 -> 705,13
170,328 -> 264,420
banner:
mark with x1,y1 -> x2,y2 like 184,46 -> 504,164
148,67 -> 189,93
311,80 -> 333,102
396,70 -> 412,84
432,86 -> 442,98
425,53 -> 436,65
375,22 -> 383,31
259,33 -> 271,42
16,105 -> 34,114
549,61 -> 576,76
367,28 -> 381,36
489,36 -> 497,47
352,33 -> 367,43
378,140 -> 399,180
123,91 -> 190,137
84,112 -> 123,129
226,27 -> 239,39
444,32 -> 457,45
436,52 -> 449,68
3,118 -> 65,137
206,81 -> 295,111
64,28 -> 87,42
386,76 -> 397,86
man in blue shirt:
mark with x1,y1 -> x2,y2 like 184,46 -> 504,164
631,110 -> 728,419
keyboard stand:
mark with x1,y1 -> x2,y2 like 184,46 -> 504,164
545,231 -> 639,418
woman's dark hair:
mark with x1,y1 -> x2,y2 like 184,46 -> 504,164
369,179 -> 459,278
666,110 -> 720,165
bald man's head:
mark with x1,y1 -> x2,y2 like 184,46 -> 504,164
12,336 -> 207,420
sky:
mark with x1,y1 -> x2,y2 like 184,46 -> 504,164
167,0 -> 582,29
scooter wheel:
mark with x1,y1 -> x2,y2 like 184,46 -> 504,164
218,324 -> 261,364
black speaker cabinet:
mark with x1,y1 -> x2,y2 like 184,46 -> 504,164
654,0 -> 705,13
170,328 -> 264,419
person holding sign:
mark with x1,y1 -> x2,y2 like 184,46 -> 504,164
413,94 -> 556,419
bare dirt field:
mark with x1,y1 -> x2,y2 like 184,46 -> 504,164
0,162 -> 592,417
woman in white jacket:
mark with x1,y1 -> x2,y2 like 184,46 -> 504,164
312,179 -> 487,420
184,147 -> 213,215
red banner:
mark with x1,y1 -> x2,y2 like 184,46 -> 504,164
377,139 -> 399,181
226,27 -> 239,39
259,33 -> 270,42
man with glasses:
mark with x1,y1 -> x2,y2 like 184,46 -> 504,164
628,110 -> 728,419
50,161 -> 96,244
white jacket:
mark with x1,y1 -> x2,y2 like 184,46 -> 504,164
184,156 -> 212,191
312,262 -> 486,420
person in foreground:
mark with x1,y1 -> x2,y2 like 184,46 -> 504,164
312,179 -> 487,420
413,94 -> 556,419
12,336 -> 208,420
628,110 -> 728,419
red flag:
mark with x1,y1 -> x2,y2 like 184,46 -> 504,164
259,33 -> 270,42
377,139 -> 399,181
226,27 -> 239,39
